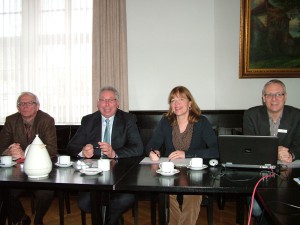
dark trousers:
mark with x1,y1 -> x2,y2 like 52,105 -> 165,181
247,196 -> 269,225
9,189 -> 54,224
78,191 -> 135,225
0,190 -> 9,224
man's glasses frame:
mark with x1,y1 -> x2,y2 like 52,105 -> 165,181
98,99 -> 117,104
17,101 -> 37,107
264,93 -> 285,99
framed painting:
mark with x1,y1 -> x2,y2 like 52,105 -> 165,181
239,0 -> 300,78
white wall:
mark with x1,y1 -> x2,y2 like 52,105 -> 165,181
127,0 -> 300,111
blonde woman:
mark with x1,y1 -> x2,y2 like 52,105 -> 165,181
146,86 -> 218,225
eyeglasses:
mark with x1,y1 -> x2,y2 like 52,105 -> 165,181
264,93 -> 285,99
17,101 -> 37,107
98,98 -> 117,104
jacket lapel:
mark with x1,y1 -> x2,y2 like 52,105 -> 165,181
259,107 -> 271,135
110,110 -> 123,148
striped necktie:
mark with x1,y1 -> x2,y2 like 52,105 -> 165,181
24,123 -> 32,143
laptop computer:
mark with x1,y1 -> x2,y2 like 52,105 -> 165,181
218,135 -> 279,169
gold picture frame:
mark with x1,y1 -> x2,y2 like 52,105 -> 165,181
239,0 -> 300,78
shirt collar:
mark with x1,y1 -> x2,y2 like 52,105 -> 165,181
101,115 -> 115,124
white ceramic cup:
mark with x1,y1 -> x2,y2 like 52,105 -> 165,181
159,161 -> 174,173
98,159 -> 110,171
189,158 -> 203,168
58,155 -> 71,165
0,156 -> 12,166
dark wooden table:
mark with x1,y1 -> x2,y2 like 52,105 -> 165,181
0,156 -> 142,225
115,162 -> 299,225
256,188 -> 300,225
2,157 -> 299,225
255,167 -> 300,225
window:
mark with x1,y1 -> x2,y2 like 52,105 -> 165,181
0,0 -> 93,124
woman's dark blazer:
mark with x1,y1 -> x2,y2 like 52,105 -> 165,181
145,115 -> 219,159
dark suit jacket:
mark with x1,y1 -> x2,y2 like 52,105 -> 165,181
145,115 -> 219,159
67,109 -> 143,158
243,105 -> 300,160
0,110 -> 57,157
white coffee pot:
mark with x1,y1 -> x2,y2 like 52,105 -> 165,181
24,134 -> 52,178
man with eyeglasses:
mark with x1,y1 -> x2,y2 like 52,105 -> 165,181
67,86 -> 143,225
243,79 -> 300,224
0,92 -> 57,225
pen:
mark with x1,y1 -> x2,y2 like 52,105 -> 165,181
151,149 -> 160,158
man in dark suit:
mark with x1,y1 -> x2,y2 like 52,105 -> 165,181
243,79 -> 300,225
0,92 -> 57,225
67,86 -> 143,225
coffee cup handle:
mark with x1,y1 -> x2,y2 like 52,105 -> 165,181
159,163 -> 162,169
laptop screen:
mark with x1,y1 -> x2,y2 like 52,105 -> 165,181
218,135 -> 279,169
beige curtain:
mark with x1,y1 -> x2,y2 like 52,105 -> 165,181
92,0 -> 129,111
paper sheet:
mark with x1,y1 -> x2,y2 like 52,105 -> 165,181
140,157 -> 191,167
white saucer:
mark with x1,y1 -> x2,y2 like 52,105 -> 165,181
187,164 -> 208,171
156,169 -> 180,176
0,162 -> 17,168
55,162 -> 73,168
80,168 -> 103,176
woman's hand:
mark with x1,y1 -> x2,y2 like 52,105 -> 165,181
168,150 -> 185,160
149,150 -> 160,161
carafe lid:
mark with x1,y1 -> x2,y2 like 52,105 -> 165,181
31,134 -> 44,145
